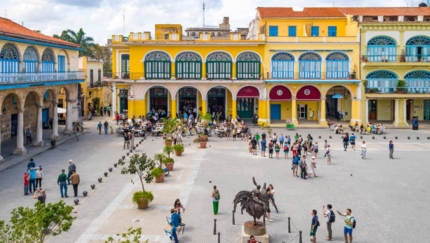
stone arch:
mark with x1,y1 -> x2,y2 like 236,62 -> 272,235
23,46 -> 40,61
24,90 -> 43,106
236,85 -> 262,99
43,88 -> 59,102
295,85 -> 322,100
174,85 -> 204,99
0,42 -> 22,61
58,49 -> 70,71
143,50 -> 172,61
205,84 -> 235,100
323,85 -> 354,98
143,84 -> 173,98
1,92 -> 23,111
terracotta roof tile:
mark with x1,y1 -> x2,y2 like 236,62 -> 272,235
257,7 -> 346,18
0,17 -> 79,48
339,7 -> 430,16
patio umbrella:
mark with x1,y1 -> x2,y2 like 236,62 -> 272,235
332,94 -> 343,99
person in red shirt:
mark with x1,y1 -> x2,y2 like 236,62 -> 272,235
115,112 -> 120,125
24,172 -> 30,195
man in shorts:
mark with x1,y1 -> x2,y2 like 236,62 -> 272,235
292,154 -> 299,177
349,133 -> 356,150
337,208 -> 355,243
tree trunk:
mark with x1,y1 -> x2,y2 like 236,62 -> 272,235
139,176 -> 145,192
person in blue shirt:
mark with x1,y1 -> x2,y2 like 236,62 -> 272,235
389,140 -> 394,159
349,133 -> 357,150
279,134 -> 284,145
27,166 -> 38,193
260,139 -> 267,157
170,208 -> 180,243
27,158 -> 35,170
310,209 -> 319,243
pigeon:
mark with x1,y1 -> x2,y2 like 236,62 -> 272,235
189,143 -> 191,145
209,181 -> 212,183
209,145 -> 211,147
131,180 -> 134,184
350,174 -> 353,176
152,139 -> 154,141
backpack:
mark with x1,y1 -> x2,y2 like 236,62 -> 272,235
214,190 -> 220,200
284,145 -> 288,150
329,210 -> 336,223
351,217 -> 356,229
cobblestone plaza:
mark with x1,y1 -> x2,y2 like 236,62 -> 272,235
0,117 -> 429,243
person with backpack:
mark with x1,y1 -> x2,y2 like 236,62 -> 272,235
279,134 -> 284,145
274,143 -> 280,159
299,155 -> 307,180
212,185 -> 220,215
310,209 -> 319,243
283,143 -> 289,159
323,204 -> 335,241
292,155 -> 299,177
343,133 -> 349,151
337,208 -> 355,243
349,133 -> 356,150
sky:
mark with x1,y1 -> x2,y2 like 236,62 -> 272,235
0,0 -> 415,45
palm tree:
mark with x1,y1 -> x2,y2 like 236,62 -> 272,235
54,28 -> 95,57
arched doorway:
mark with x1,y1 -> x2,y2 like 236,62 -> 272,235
236,86 -> 259,119
296,85 -> 321,120
1,92 -> 25,156
177,86 -> 199,117
325,85 -> 352,122
269,85 -> 292,120
148,86 -> 169,117
207,86 -> 230,120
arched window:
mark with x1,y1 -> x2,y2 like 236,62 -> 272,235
271,52 -> 294,79
404,70 -> 430,93
206,52 -> 232,79
175,52 -> 202,79
236,52 -> 260,80
326,52 -> 349,79
366,70 -> 398,93
298,52 -> 321,79
0,43 -> 20,73
41,49 -> 55,72
23,46 -> 38,73
406,36 -> 430,62
144,51 -> 171,79
367,36 -> 396,62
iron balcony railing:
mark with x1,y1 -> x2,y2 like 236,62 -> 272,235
366,87 -> 430,94
0,71 -> 85,84
361,55 -> 430,63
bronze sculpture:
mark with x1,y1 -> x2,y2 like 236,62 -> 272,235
233,177 -> 269,225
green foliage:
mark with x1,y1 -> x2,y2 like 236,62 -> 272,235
193,135 -> 208,143
90,44 -> 112,74
172,144 -> 184,152
163,146 -> 174,158
153,153 -> 166,168
161,118 -> 180,136
163,158 -> 174,164
53,28 -> 96,57
104,227 -> 148,243
132,191 -> 154,204
397,80 -> 406,88
121,154 -> 156,192
150,167 -> 164,178
0,201 -> 75,243
199,112 -> 212,122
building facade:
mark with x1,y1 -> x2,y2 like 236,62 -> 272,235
0,17 -> 84,161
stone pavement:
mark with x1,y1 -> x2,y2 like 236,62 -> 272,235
1,121 -> 430,243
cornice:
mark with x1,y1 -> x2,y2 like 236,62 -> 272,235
361,22 -> 430,30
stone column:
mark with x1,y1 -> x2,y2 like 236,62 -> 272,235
50,101 -> 59,140
394,98 -> 409,128
33,105 -> 44,146
171,99 -> 177,118
291,98 -> 298,125
111,83 -> 116,120
266,98 -> 271,125
201,99 -> 207,115
13,110 -> 27,155
350,98 -> 362,125
231,99 -> 237,119
64,100 -> 74,134
319,98 -> 327,126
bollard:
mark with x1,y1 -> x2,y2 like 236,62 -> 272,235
299,230 -> 302,243
288,217 -> 291,233
232,210 -> 235,225
218,232 -> 221,243
213,219 -> 217,235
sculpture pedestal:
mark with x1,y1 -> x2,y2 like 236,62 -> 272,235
241,221 -> 269,243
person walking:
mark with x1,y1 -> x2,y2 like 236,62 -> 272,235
274,143 -> 280,159
343,133 -> 349,151
97,122 -> 102,134
69,170 -> 80,197
103,121 -> 109,135
267,184 -> 279,213
115,112 -> 120,125
300,155 -> 307,180
292,154 -> 299,177
36,166 -> 43,189
268,141 -> 274,159
326,145 -> 331,165
261,139 -> 266,157
23,172 -> 30,196
170,208 -> 180,243
313,142 -> 319,158
67,160 -> 76,185
106,105 -> 111,117
349,133 -> 356,150
323,204 -> 335,241
100,105 -> 104,116
255,132 -> 260,149
323,140 -> 329,157
309,156 -> 317,178
27,158 -> 35,170
360,141 -> 367,159
123,132 -> 130,150
27,166 -> 37,193
283,143 -> 289,159
337,208 -> 355,243
57,169 -> 68,198
389,140 -> 394,159
212,185 -> 220,215
310,209 -> 319,243
26,128 -> 32,145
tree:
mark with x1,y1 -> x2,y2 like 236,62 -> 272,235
119,153 -> 156,192
0,201 -> 75,243
54,28 -> 96,57
104,227 -> 148,243
90,44 -> 112,74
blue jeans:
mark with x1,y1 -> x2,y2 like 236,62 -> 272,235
24,185 -> 29,195
29,179 -> 36,193
59,181 -> 68,197
171,226 -> 179,243
343,142 -> 348,150
104,128 -> 108,134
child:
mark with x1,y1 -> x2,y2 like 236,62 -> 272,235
24,172 -> 30,196
283,143 -> 289,159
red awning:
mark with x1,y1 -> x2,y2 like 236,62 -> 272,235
237,86 -> 260,98
296,85 -> 321,100
269,85 -> 292,101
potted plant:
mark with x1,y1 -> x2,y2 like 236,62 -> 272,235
163,157 -> 175,171
395,80 -> 407,93
193,135 -> 208,148
151,167 -> 164,183
164,145 -> 174,158
119,153 -> 156,209
132,191 -> 154,209
165,138 -> 173,147
173,144 -> 184,156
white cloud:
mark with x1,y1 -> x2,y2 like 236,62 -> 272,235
1,0 -> 411,44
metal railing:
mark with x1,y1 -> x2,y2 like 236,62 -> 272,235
362,55 -> 430,63
0,71 -> 85,84
366,87 -> 430,94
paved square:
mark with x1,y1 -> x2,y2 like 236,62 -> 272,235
1,120 -> 429,243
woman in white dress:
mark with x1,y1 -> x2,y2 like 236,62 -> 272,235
309,156 -> 317,177
361,141 -> 367,159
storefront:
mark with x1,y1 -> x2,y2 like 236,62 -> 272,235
236,86 -> 259,119
269,85 -> 292,120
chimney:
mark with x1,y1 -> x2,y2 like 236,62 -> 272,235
223,17 -> 229,24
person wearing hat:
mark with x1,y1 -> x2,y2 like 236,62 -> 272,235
309,156 -> 317,178
57,169 -> 68,198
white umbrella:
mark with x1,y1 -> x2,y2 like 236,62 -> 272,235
57,107 -> 67,114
